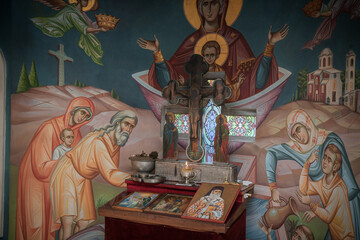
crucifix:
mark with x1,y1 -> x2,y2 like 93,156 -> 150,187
162,54 -> 231,162
48,44 -> 73,86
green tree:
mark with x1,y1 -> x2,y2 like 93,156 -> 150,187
111,89 -> 115,98
28,61 -> 39,88
116,95 -> 121,101
297,68 -> 308,99
75,79 -> 79,86
17,63 -> 30,93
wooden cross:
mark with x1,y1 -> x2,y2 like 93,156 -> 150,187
162,54 -> 231,162
48,44 -> 73,86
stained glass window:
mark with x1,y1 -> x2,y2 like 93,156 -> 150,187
202,100 -> 221,163
201,101 -> 256,163
174,113 -> 189,134
226,115 -> 256,137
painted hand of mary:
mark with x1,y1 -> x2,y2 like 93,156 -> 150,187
268,24 -> 289,45
137,34 -> 160,52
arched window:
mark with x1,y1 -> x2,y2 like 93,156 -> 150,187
351,58 -> 354,67
202,99 -> 221,163
351,71 -> 354,78
323,58 -> 326,67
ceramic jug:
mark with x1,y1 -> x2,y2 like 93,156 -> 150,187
262,196 -> 299,229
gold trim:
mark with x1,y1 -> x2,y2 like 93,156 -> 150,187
183,0 -> 243,29
68,0 -> 96,12
264,43 -> 275,57
153,50 -> 164,63
194,33 -> 229,66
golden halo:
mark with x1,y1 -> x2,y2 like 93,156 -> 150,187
216,114 -> 227,124
183,0 -> 243,29
166,112 -> 175,123
194,33 -> 229,66
68,0 -> 96,12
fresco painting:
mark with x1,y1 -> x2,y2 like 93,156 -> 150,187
1,0 -> 360,239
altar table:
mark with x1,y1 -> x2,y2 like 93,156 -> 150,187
98,180 -> 254,240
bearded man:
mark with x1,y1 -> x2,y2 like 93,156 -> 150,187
16,97 -> 94,240
50,110 -> 137,240
186,186 -> 225,220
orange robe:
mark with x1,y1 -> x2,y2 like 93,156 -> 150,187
15,97 -> 95,240
50,130 -> 130,223
299,162 -> 355,239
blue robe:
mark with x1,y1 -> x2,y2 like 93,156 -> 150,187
265,132 -> 360,239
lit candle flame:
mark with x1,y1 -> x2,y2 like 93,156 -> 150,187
185,161 -> 188,168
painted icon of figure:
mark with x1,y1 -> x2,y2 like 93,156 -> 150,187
31,0 -> 108,65
186,186 -> 225,220
50,110 -> 137,240
302,0 -> 360,50
214,114 -> 229,163
52,128 -> 75,160
265,109 -> 360,239
16,97 -> 95,240
137,0 -> 289,101
298,144 -> 355,239
163,112 -> 178,159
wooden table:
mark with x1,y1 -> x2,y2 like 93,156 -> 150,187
98,180 -> 254,240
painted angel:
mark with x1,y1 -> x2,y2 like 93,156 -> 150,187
31,0 -> 108,65
303,0 -> 360,50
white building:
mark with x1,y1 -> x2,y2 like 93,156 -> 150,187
307,48 -> 342,105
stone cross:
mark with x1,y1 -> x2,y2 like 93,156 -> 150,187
162,54 -> 231,162
48,44 -> 73,86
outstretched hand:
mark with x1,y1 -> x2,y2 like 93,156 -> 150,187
308,149 -> 319,164
99,27 -> 109,32
137,34 -> 160,52
303,211 -> 315,222
268,24 -> 289,45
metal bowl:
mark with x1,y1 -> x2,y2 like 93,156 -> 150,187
143,175 -> 165,184
129,156 -> 156,174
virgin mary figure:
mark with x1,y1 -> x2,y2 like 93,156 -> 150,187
137,0 -> 289,102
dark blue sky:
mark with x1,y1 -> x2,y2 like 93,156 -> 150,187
1,0 -> 359,109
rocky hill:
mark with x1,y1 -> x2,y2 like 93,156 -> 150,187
11,87 -> 360,187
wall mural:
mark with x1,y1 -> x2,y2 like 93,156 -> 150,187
1,0 -> 360,239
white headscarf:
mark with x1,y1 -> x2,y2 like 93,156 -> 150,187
286,109 -> 330,153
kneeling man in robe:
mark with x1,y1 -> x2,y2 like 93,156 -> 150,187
50,110 -> 137,240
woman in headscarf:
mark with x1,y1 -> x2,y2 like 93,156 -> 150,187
16,97 -> 95,240
265,109 -> 360,239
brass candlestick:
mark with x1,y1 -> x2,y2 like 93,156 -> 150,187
180,162 -> 195,185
